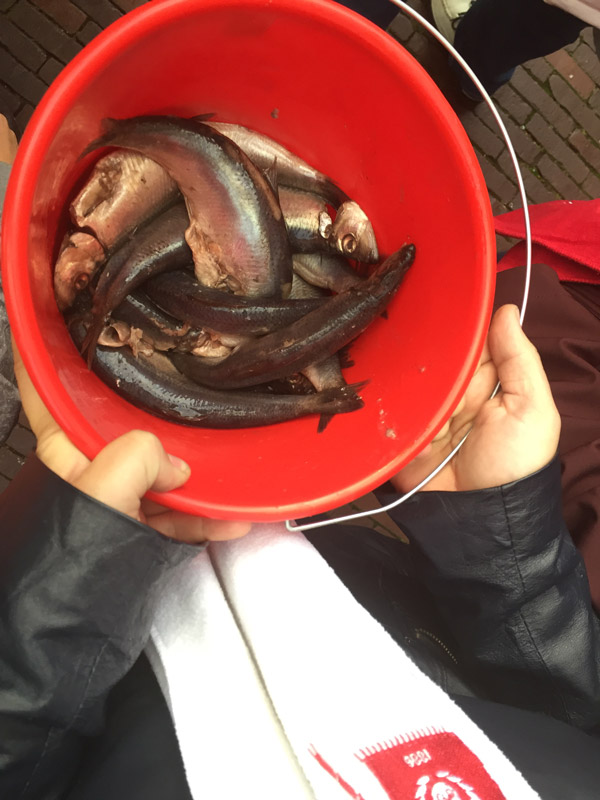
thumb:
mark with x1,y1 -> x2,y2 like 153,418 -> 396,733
488,304 -> 554,414
74,430 -> 190,520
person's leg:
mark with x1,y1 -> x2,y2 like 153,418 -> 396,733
446,0 -> 586,96
334,0 -> 399,29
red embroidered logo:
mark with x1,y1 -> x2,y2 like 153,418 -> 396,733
356,729 -> 508,800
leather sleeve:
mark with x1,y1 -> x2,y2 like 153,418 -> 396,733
379,456 -> 600,730
0,455 -> 201,799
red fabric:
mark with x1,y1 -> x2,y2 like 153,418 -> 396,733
495,199 -> 600,283
357,730 -> 506,800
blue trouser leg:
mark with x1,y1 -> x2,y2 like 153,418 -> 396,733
453,0 -> 587,96
333,0 -> 399,29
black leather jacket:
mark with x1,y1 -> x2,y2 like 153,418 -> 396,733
1,453 -> 599,799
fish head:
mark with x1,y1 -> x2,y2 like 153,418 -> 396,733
331,201 -> 378,264
53,233 -> 106,311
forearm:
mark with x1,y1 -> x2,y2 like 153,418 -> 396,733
0,455 -> 200,798
381,456 -> 600,729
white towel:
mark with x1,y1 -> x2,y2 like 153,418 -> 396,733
147,524 -> 540,800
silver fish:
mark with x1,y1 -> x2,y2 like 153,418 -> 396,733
292,252 -> 362,294
70,151 -> 179,250
279,186 -> 333,253
330,201 -> 378,263
53,232 -> 105,311
83,116 -> 293,299
206,121 -> 347,205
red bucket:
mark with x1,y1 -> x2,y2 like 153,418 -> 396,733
1,0 -> 495,521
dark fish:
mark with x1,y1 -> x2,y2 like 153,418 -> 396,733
279,186 -> 333,253
292,252 -> 362,294
290,276 -> 348,392
71,323 -> 363,429
170,244 -> 416,390
82,203 -> 192,363
83,115 -> 293,298
330,201 -> 378,263
145,270 -> 326,336
115,291 -> 191,339
53,232 -> 106,311
206,120 -> 347,206
98,318 -> 233,359
70,150 -> 179,250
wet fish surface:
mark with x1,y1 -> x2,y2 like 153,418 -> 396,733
71,150 -> 179,250
145,270 -> 325,336
170,244 -> 416,390
83,116 -> 293,299
82,203 -> 192,362
330,201 -> 379,263
279,186 -> 333,254
292,252 -> 362,294
206,120 -> 347,205
53,232 -> 106,311
72,322 -> 363,428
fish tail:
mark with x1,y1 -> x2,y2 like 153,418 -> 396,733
338,345 -> 354,369
314,380 -> 368,432
80,317 -> 105,367
317,413 -> 334,433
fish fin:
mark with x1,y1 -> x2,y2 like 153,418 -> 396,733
190,113 -> 216,122
263,158 -> 279,199
317,413 -> 334,433
380,310 -> 388,320
79,118 -> 124,159
346,379 -> 369,397
80,317 -> 105,368
338,346 -> 355,369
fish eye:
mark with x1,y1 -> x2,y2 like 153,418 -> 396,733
342,233 -> 357,254
75,273 -> 90,290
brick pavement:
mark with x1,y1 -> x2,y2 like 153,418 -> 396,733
1,0 -> 600,487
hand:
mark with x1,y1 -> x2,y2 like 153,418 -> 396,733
392,304 -> 561,494
0,115 -> 17,165
11,338 -> 251,542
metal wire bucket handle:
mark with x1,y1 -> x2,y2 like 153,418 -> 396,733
286,0 -> 532,533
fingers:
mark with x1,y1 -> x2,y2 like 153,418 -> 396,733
74,431 -> 190,519
147,509 -> 252,543
0,114 -> 17,164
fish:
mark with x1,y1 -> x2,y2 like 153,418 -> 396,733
81,203 -> 193,363
71,322 -> 364,429
83,116 -> 293,299
206,120 -> 347,205
292,252 -> 362,294
53,232 -> 106,311
170,243 -> 416,390
145,270 -> 326,336
290,275 -> 348,393
70,151 -> 179,250
330,201 -> 378,263
279,186 -> 333,253
98,318 -> 233,359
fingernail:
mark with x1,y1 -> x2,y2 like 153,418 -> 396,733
168,454 -> 191,474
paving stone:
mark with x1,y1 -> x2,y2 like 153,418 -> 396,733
523,57 -> 552,83
76,19 -> 102,46
9,0 -> 82,63
388,11 -> 413,42
15,101 -> 34,131
461,114 -> 504,160
0,46 -> 47,104
568,129 -> 600,173
72,0 -> 120,28
545,48 -> 595,99
38,56 -> 63,86
582,172 -> 600,199
0,0 -> 17,9
0,18 -> 46,71
571,40 -> 600,85
500,116 -> 542,165
527,113 -> 589,185
7,424 -> 36,456
496,150 -> 556,204
31,0 -> 86,34
0,79 -> 23,114
474,149 -> 517,205
0,446 -> 25,479
536,153 -> 588,200
549,73 -> 600,142
111,0 -> 147,12
493,83 -> 532,126
509,66 -> 575,139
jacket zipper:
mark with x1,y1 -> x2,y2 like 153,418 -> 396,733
414,628 -> 458,665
